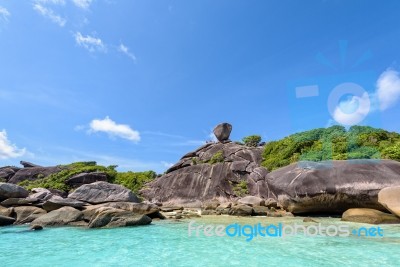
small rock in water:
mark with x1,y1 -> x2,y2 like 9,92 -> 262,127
30,225 -> 43,231
303,217 -> 318,223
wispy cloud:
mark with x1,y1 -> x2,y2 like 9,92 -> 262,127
33,2 -> 66,27
376,69 -> 400,111
161,161 -> 173,168
88,116 -> 140,142
331,68 -> 400,126
0,130 -> 26,159
72,0 -> 92,10
118,43 -> 137,62
74,32 -> 106,52
0,6 -> 10,24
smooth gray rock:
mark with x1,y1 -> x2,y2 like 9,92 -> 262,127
42,196 -> 86,212
0,205 -> 11,217
213,123 -> 232,142
0,183 -> 29,201
82,202 -> 160,221
378,186 -> 400,218
238,196 -> 265,207
8,166 -> 63,184
13,206 -> 47,224
266,160 -> 400,214
252,205 -> 270,216
228,204 -> 253,216
1,197 -> 38,207
20,161 -> 42,168
341,208 -> 400,224
31,207 -> 83,226
0,166 -> 20,182
68,182 -> 139,204
88,207 -> 152,228
66,172 -> 108,188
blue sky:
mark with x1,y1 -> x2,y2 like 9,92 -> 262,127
1,0 -> 400,173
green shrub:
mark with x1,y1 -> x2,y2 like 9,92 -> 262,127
242,135 -> 262,147
208,151 -> 224,164
19,161 -> 117,192
232,180 -> 249,197
112,171 -> 156,193
262,126 -> 400,170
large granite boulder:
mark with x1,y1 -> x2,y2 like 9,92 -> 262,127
8,166 -> 63,184
266,160 -> 400,214
0,205 -> 11,217
66,172 -> 108,188
213,123 -> 232,142
378,186 -> 400,217
20,161 -> 41,168
31,206 -> 83,226
88,207 -> 152,228
29,188 -> 53,201
1,197 -> 38,207
0,166 -> 20,182
141,141 -> 269,207
82,202 -> 160,221
68,182 -> 139,204
341,208 -> 400,224
12,206 -> 47,224
42,196 -> 86,212
0,183 -> 29,201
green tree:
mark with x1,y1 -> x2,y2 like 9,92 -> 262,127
242,135 -> 262,147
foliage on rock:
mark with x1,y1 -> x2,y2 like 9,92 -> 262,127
19,162 -> 117,191
242,135 -> 262,147
208,151 -> 225,164
112,171 -> 157,193
262,125 -> 400,170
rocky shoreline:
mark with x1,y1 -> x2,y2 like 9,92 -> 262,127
1,123 -> 400,229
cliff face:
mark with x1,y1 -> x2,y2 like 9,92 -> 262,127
140,141 -> 270,206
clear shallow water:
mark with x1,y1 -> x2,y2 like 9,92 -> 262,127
1,216 -> 400,267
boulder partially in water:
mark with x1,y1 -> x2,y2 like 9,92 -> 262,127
378,186 -> 400,218
88,207 -> 152,228
341,208 -> 400,224
266,160 -> 400,214
31,206 -> 83,226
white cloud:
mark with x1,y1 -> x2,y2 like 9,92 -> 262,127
72,0 -> 92,9
74,32 -> 106,52
332,92 -> 371,126
0,130 -> 26,159
329,68 -> 400,126
89,116 -> 140,142
208,131 -> 218,142
161,161 -> 173,168
36,0 -> 65,5
33,3 -> 66,27
0,6 -> 10,23
118,43 -> 137,62
376,69 -> 400,111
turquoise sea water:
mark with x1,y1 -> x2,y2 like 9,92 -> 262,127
1,216 -> 400,267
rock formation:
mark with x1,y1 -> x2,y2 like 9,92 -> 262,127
378,186 -> 400,217
140,141 -> 269,207
213,122 -> 232,142
341,208 -> 400,224
69,181 -> 140,204
266,160 -> 400,214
